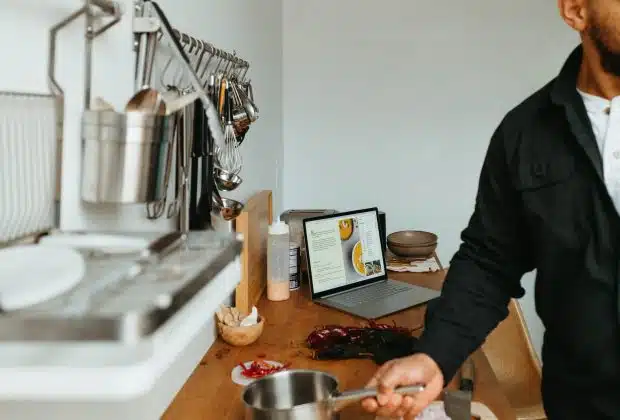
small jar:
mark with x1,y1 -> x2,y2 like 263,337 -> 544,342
289,242 -> 301,291
267,219 -> 290,301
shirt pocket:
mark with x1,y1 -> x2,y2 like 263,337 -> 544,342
514,157 -> 575,191
514,155 -> 584,250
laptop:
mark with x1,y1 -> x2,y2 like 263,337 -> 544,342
303,207 -> 440,319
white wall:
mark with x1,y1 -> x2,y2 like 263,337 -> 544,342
282,0 -> 580,357
0,0 -> 581,361
0,0 -> 283,232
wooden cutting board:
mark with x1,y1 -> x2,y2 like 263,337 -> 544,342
234,190 -> 272,314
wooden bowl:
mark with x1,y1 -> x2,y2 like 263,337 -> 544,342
387,230 -> 438,247
387,241 -> 437,258
217,316 -> 265,346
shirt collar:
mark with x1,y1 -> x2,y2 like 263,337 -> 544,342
551,45 -> 583,107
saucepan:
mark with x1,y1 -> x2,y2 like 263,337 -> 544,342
242,369 -> 423,420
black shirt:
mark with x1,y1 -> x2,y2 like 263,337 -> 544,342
415,45 -> 620,415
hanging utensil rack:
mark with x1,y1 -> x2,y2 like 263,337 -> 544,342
133,0 -> 250,124
133,1 -> 253,231
0,0 -> 121,247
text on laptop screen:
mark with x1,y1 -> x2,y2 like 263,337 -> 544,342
305,210 -> 385,294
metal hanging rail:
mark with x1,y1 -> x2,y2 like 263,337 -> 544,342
172,30 -> 250,72
133,0 -> 251,93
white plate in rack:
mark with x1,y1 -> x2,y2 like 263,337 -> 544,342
38,233 -> 149,254
0,245 -> 85,310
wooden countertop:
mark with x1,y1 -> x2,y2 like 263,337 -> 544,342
163,270 -> 516,419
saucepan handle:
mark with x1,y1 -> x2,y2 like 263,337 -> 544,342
331,384 -> 424,412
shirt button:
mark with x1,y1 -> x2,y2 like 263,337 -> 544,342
614,151 -> 620,159
532,163 -> 545,177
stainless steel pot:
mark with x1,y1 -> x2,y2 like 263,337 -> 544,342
81,110 -> 175,203
242,369 -> 423,420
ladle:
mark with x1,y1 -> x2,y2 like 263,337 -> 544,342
126,32 -> 165,114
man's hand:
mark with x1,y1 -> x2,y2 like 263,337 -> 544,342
361,353 -> 444,419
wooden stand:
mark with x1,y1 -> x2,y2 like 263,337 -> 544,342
234,190 -> 272,314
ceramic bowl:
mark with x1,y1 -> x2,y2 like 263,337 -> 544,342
387,230 -> 438,258
387,242 -> 437,258
387,230 -> 438,247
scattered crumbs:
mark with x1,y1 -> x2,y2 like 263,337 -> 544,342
199,360 -> 208,366
257,353 -> 266,358
215,348 -> 231,360
290,350 -> 305,358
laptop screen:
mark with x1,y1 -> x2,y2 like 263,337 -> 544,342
304,208 -> 386,298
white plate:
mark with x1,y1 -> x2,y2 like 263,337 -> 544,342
231,361 -> 284,386
39,233 -> 149,254
0,245 -> 85,310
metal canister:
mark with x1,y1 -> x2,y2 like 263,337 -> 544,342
81,110 -> 175,204
289,242 -> 300,290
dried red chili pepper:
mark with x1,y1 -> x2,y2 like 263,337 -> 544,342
306,321 -> 414,350
239,360 -> 289,379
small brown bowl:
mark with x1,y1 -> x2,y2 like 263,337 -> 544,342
217,316 -> 265,346
387,230 -> 438,247
387,242 -> 437,258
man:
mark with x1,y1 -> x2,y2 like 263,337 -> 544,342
362,0 -> 620,418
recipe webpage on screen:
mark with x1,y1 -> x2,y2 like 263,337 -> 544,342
307,211 -> 385,294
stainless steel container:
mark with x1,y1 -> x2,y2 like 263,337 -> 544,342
81,110 -> 175,203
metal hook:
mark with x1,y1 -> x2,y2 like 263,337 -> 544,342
213,54 -> 225,75
187,36 -> 195,55
159,54 -> 174,88
239,64 -> 249,82
146,199 -> 166,220
227,51 -> 237,77
233,62 -> 244,80
175,37 -> 197,90
194,40 -> 207,74
223,54 -> 234,77
199,50 -> 216,86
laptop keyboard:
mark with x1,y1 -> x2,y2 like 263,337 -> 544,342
327,282 -> 410,307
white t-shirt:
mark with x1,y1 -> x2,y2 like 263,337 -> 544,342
577,89 -> 620,214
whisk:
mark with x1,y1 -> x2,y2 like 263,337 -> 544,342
216,81 -> 242,175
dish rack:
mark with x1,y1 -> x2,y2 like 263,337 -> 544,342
0,230 -> 242,342
0,92 -> 58,245
0,0 -> 121,246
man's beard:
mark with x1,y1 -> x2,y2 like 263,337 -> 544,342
589,24 -> 620,76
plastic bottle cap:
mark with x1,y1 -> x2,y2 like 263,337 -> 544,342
269,220 -> 289,235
